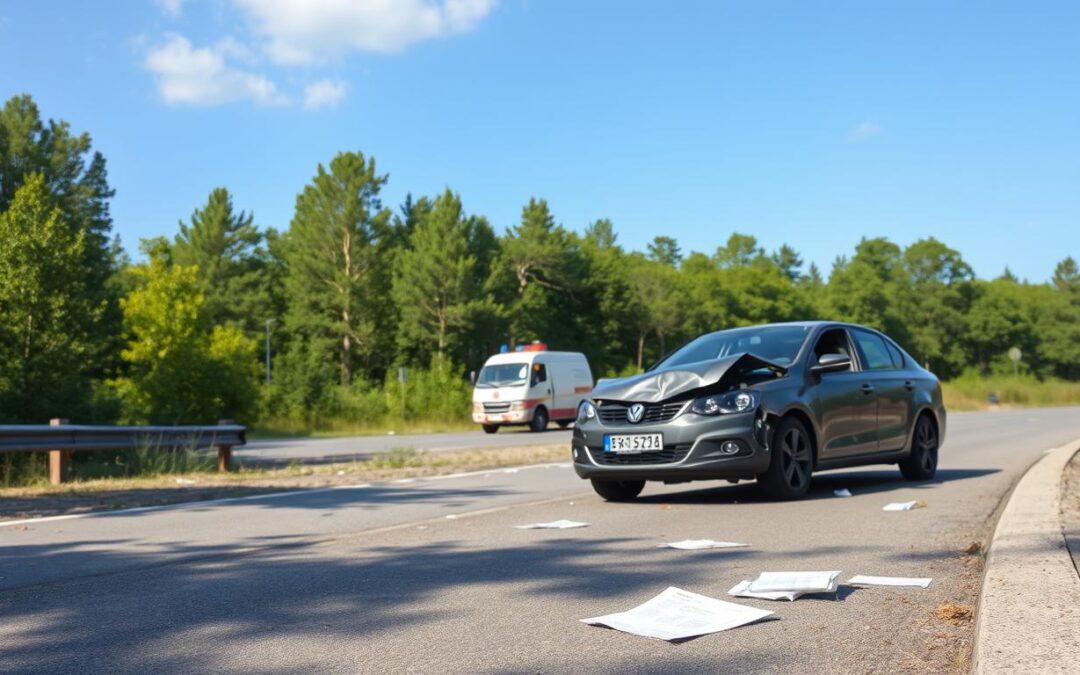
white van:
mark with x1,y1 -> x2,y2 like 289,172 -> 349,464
472,347 -> 593,433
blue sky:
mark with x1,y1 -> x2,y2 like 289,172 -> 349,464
2,1 -> 1078,281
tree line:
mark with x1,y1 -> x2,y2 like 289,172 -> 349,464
1,93 -> 1079,429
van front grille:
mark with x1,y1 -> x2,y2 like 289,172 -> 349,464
483,402 -> 511,413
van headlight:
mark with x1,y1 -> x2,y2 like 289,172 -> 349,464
577,400 -> 596,424
473,403 -> 483,414
690,390 -> 759,416
509,401 -> 525,411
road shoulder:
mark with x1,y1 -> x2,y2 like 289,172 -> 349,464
974,438 -> 1080,673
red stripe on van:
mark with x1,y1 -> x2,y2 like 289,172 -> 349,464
574,386 -> 592,394
550,408 -> 576,419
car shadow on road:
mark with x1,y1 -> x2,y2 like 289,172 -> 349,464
634,467 -> 1000,505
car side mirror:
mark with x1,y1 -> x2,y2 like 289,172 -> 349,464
812,353 -> 851,374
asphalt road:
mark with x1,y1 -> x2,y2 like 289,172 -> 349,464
3,407 -> 1080,674
239,427 -> 573,464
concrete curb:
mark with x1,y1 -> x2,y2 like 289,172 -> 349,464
974,439 -> 1080,673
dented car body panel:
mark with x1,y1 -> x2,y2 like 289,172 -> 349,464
572,321 -> 946,486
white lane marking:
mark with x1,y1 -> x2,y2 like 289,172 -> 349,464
0,462 -> 574,529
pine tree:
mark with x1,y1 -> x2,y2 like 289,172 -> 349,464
282,151 -> 393,385
172,187 -> 270,332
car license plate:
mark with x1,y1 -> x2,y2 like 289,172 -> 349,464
604,433 -> 663,454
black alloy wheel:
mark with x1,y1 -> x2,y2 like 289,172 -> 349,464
758,417 -> 814,500
899,414 -> 938,480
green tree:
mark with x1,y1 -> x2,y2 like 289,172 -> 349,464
281,151 -> 394,385
109,258 -> 259,423
393,189 -> 484,364
901,238 -> 974,377
0,94 -> 119,373
647,235 -> 682,267
771,244 -> 804,282
826,237 -> 912,348
0,174 -> 99,422
172,187 -> 271,333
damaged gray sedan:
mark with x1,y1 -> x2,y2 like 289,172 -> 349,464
572,322 -> 946,501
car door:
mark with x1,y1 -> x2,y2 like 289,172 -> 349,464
808,327 -> 879,459
850,328 -> 910,452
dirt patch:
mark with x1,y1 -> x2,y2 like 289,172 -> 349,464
0,444 -> 568,521
934,601 -> 974,626
1061,449 -> 1080,575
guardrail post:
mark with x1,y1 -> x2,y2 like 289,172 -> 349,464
215,418 -> 234,472
48,418 -> 70,485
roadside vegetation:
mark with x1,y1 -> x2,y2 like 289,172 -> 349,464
1,93 -> 1079,485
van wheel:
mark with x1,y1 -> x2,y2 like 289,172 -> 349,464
482,424 -> 499,434
757,416 -> 813,500
591,479 -> 645,502
529,406 -> 549,432
899,414 -> 938,480
557,420 -> 571,429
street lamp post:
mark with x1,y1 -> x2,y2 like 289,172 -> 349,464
265,318 -> 276,385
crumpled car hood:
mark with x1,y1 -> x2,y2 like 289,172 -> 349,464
591,352 -> 788,403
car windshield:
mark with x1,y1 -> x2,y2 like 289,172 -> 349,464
652,325 -> 809,370
475,362 -> 529,388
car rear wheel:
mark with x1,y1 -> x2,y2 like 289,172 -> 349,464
899,414 -> 938,480
529,406 -> 549,432
482,424 -> 499,434
758,416 -> 813,500
591,478 -> 645,502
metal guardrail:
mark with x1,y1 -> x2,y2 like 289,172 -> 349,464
0,419 -> 246,484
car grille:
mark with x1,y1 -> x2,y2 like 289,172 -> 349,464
596,401 -> 686,425
587,443 -> 692,465
483,402 -> 511,413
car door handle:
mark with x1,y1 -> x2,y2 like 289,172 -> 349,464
860,384 -> 875,394
903,381 -> 914,391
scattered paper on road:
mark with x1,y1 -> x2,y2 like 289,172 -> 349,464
833,488 -> 852,497
659,540 -> 749,550
747,571 -> 841,594
883,500 -> 923,511
581,586 -> 774,641
728,580 -> 802,601
847,575 -> 932,588
515,519 -> 589,529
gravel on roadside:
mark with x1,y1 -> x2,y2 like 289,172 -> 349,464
1061,449 -> 1080,575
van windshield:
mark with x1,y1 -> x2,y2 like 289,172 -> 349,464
476,363 -> 529,388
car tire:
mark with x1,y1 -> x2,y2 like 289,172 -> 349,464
899,414 -> 938,481
757,416 -> 814,500
482,424 -> 499,434
591,478 -> 645,502
529,406 -> 549,432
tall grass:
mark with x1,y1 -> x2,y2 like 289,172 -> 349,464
942,375 -> 1080,411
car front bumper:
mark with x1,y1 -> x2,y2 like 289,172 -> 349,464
571,406 -> 772,481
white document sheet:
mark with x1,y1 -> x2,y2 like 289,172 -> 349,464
514,519 -> 589,529
747,571 -> 841,594
581,586 -> 774,641
659,540 -> 749,550
833,488 -> 852,497
882,501 -> 922,511
728,580 -> 802,601
847,575 -> 932,588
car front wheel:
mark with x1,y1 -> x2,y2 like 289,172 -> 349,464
899,414 -> 938,480
757,416 -> 814,500
591,479 -> 645,502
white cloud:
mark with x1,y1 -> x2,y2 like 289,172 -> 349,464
233,0 -> 498,64
145,34 -> 287,106
850,120 -> 882,140
304,78 -> 347,109
156,0 -> 185,18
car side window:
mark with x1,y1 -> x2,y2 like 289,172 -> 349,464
813,328 -> 851,361
884,340 -> 905,368
531,363 -> 547,387
853,330 -> 893,370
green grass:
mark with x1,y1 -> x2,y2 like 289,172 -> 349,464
942,376 -> 1080,411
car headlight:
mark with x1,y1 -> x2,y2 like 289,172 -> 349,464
577,400 -> 596,424
690,390 -> 759,416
